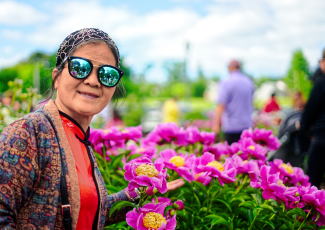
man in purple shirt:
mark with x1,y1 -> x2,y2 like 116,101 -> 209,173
213,60 -> 254,144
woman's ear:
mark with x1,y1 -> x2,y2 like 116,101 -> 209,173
52,68 -> 60,90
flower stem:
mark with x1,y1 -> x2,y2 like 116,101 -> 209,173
298,208 -> 312,230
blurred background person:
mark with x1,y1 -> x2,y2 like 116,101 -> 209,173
292,91 -> 306,112
264,93 -> 280,113
213,60 -> 254,144
299,48 -> 325,189
162,96 -> 180,125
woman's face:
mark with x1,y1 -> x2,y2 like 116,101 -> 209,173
53,42 -> 116,120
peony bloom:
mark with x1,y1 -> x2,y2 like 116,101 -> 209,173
203,142 -> 231,160
175,127 -> 189,146
124,155 -> 167,194
290,167 -> 311,187
126,202 -> 176,230
155,149 -> 195,182
250,165 -> 287,202
229,142 -> 241,155
185,126 -> 201,145
199,131 -> 215,145
193,152 -> 236,186
269,159 -> 311,187
142,130 -> 162,146
238,137 -> 267,164
156,123 -> 179,142
151,197 -> 173,206
241,127 -> 280,151
301,187 -> 325,215
121,126 -> 143,142
231,155 -> 260,182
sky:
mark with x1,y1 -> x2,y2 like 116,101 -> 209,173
1,0 -> 325,82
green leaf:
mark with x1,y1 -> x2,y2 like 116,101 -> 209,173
230,197 -> 245,204
214,198 -> 232,212
251,194 -> 262,205
259,204 -> 275,212
316,211 -> 321,222
210,216 -> 228,228
286,208 -> 306,219
109,201 -> 135,217
154,195 -> 158,204
247,209 -> 253,225
262,220 -> 275,229
109,154 -> 124,170
191,181 -> 207,193
193,192 -> 201,208
239,201 -> 255,209
215,187 -> 234,199
127,153 -> 142,162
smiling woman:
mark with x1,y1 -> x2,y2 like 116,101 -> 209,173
0,28 -> 184,230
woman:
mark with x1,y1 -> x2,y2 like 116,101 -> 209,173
0,28 -> 183,230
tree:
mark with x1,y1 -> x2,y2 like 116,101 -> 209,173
284,50 -> 312,98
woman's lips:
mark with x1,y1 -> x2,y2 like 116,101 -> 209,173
78,92 -> 99,99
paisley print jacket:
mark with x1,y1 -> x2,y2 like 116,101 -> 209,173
0,100 -> 130,230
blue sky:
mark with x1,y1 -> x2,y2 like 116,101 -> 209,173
1,0 -> 325,82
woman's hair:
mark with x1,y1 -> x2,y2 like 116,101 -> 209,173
44,39 -> 126,105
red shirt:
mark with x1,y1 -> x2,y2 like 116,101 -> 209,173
60,113 -> 98,230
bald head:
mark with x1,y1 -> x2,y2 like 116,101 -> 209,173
228,59 -> 241,73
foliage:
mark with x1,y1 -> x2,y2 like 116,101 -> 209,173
91,124 -> 324,230
284,50 -> 312,98
0,79 -> 42,133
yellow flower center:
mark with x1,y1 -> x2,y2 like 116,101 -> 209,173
136,164 -> 159,177
103,129 -> 112,134
248,145 -> 256,151
280,163 -> 294,174
206,161 -> 224,172
136,148 -> 145,153
122,130 -> 129,133
170,156 -> 185,167
143,212 -> 167,229
242,160 -> 248,164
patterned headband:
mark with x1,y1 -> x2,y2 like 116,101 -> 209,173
56,28 -> 120,68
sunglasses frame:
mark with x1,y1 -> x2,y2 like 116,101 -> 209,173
64,56 -> 124,87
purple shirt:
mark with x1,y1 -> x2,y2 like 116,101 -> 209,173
218,70 -> 254,133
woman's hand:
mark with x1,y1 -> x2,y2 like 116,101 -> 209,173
167,179 -> 184,192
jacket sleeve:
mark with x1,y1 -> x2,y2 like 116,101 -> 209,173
0,119 -> 40,229
300,79 -> 325,133
104,190 -> 131,226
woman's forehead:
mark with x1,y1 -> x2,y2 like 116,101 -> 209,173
72,43 -> 116,66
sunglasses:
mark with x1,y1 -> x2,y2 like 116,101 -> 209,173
63,56 -> 124,87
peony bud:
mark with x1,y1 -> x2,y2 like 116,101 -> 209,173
146,186 -> 158,196
173,200 -> 184,210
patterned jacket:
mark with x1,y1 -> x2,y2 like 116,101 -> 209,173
0,100 -> 130,230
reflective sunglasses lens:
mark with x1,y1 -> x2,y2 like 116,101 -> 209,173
98,67 -> 120,86
69,58 -> 91,78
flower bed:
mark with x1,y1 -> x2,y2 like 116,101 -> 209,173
90,124 -> 325,230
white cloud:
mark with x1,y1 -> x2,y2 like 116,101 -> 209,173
1,0 -> 325,81
1,29 -> 23,40
0,1 -> 47,25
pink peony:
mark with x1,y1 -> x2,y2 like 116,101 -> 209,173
126,202 -> 176,230
241,127 -> 280,151
193,152 -> 237,186
124,155 -> 167,194
203,142 -> 231,160
155,149 -> 195,182
250,165 -> 287,203
121,125 -> 143,142
199,131 -> 215,145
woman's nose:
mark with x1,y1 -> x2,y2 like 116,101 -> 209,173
83,68 -> 101,87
